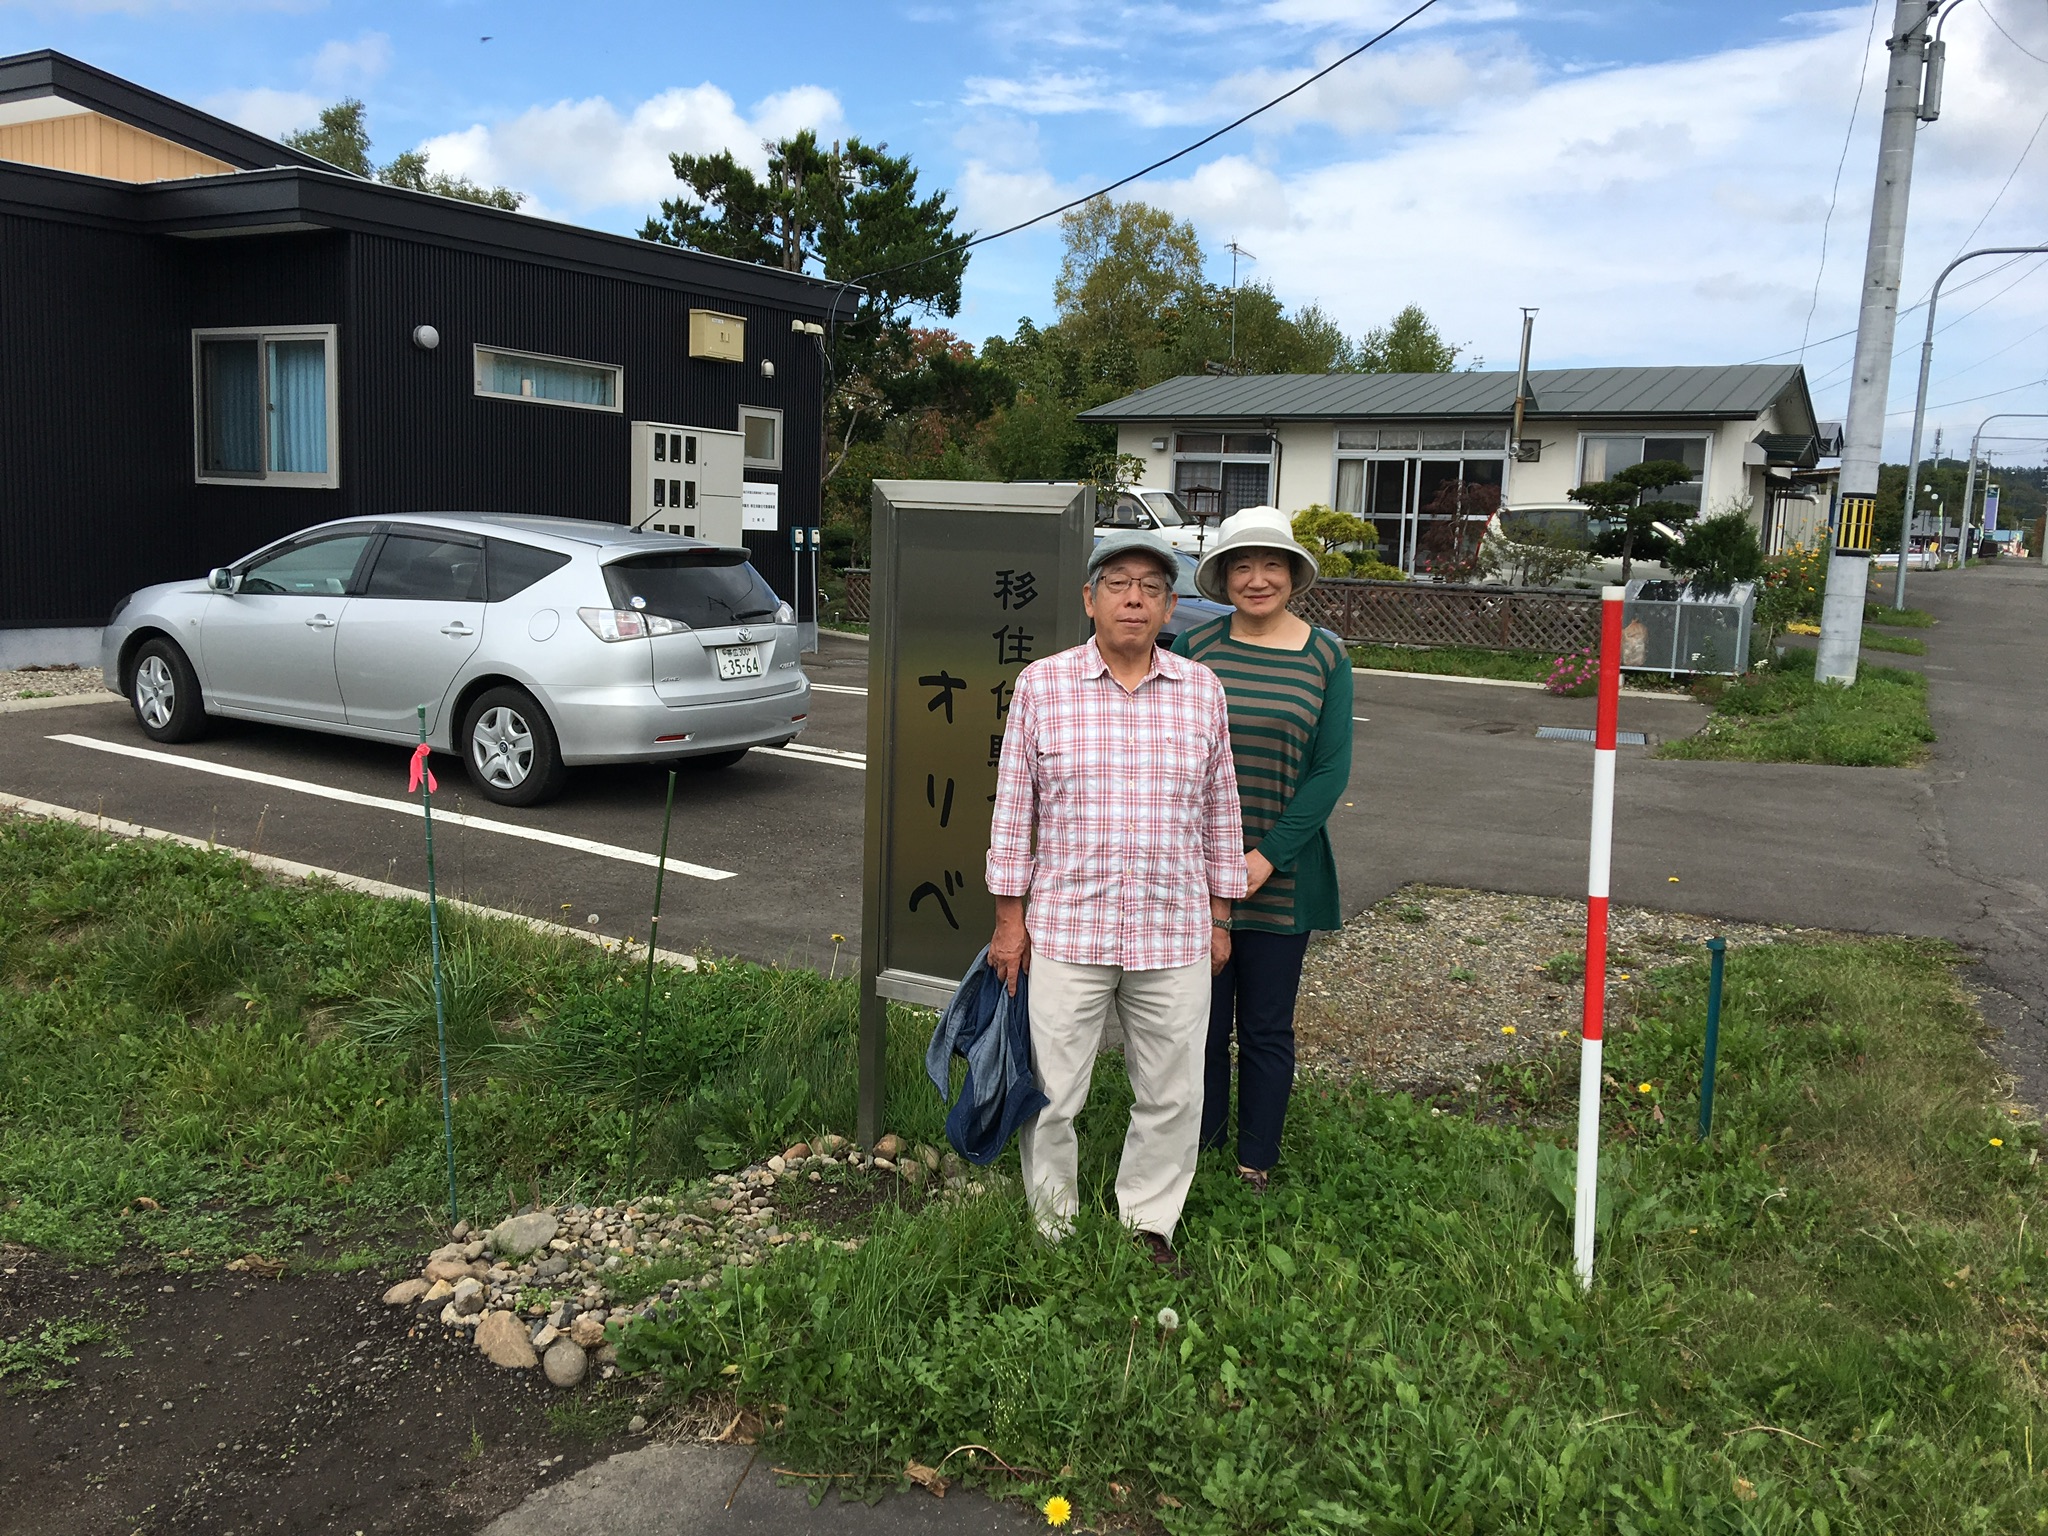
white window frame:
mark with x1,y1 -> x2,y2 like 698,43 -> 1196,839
739,405 -> 783,470
1574,430 -> 1712,503
472,344 -> 623,414
191,324 -> 340,490
1170,427 -> 1274,518
1326,424 -> 1511,574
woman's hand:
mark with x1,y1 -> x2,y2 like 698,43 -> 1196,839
1245,849 -> 1275,897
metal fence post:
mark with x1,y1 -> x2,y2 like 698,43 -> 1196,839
1698,937 -> 1727,1141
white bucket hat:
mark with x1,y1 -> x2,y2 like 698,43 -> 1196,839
1194,506 -> 1319,603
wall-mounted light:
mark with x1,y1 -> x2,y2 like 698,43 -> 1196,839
791,319 -> 825,337
412,325 -> 440,350
1151,436 -> 1168,452
760,358 -> 776,379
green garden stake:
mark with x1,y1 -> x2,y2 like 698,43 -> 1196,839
413,704 -> 459,1226
1698,936 -> 1726,1142
626,769 -> 678,1195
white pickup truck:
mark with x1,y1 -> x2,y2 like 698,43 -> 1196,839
1095,487 -> 1216,555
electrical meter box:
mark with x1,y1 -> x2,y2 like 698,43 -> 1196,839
630,422 -> 744,543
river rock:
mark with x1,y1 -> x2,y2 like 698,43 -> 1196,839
492,1211 -> 560,1259
569,1314 -> 606,1349
382,1278 -> 430,1307
543,1340 -> 588,1389
475,1308 -> 539,1369
424,1258 -> 472,1284
452,1277 -> 486,1316
782,1143 -> 810,1161
914,1144 -> 941,1171
424,1278 -> 455,1302
873,1133 -> 906,1159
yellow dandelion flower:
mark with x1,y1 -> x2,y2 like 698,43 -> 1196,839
1637,1082 -> 1653,1094
1501,1025 -> 1517,1035
1991,1137 -> 2005,1147
831,933 -> 847,944
1557,1029 -> 1569,1038
1043,1494 -> 1073,1527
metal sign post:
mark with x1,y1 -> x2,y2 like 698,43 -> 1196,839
856,482 -> 1092,1147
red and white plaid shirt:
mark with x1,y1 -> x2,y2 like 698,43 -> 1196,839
986,638 -> 1248,970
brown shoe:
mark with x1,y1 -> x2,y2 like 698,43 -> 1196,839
1135,1230 -> 1176,1267
1237,1166 -> 1270,1195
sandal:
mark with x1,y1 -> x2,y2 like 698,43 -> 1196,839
1237,1166 -> 1270,1194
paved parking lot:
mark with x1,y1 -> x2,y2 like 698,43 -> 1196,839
0,633 -> 1955,976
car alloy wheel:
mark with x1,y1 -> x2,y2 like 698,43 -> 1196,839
133,654 -> 175,731
471,705 -> 535,790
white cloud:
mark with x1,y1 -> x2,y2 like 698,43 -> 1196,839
307,30 -> 391,91
202,85 -> 324,139
1257,0 -> 1521,29
414,83 -> 844,217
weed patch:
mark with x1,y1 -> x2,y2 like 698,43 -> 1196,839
1657,647 -> 1934,766
1349,644 -> 1553,682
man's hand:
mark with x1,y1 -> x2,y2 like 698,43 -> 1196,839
1210,921 -> 1232,977
1245,849 -> 1275,897
990,895 -> 1031,995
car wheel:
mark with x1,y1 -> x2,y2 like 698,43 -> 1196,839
461,686 -> 569,807
685,748 -> 750,771
129,638 -> 208,743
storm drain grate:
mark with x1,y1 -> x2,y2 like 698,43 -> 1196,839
1536,726 -> 1647,746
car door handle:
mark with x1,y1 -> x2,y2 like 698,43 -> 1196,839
305,615 -> 335,629
441,622 -> 474,637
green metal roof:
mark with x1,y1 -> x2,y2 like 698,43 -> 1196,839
1077,365 -> 1815,430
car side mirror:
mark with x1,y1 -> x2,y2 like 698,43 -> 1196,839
207,567 -> 239,594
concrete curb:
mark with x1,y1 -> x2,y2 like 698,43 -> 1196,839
0,691 -> 122,714
1353,667 -> 1675,698
0,791 -> 699,970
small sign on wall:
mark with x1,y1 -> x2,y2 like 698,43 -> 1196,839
742,482 -> 779,531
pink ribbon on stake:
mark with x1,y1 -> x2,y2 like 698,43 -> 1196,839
408,743 -> 438,795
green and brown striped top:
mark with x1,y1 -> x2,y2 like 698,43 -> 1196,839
1172,616 -> 1353,934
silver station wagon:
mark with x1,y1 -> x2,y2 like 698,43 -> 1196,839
102,513 -> 811,806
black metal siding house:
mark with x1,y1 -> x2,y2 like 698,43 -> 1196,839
0,51 -> 847,665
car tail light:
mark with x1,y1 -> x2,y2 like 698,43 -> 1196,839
578,606 -> 684,642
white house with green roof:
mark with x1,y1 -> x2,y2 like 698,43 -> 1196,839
1077,364 -> 1837,575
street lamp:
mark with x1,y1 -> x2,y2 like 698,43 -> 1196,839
1958,415 -> 2048,568
1893,244 -> 2048,607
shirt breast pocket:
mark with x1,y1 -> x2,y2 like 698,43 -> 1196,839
1159,729 -> 1207,798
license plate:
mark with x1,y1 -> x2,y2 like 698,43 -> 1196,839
714,645 -> 763,680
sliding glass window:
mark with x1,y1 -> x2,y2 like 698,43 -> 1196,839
193,326 -> 339,488
474,345 -> 622,412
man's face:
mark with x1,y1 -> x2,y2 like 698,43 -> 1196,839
1083,553 -> 1177,651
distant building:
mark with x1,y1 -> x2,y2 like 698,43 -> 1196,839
1078,365 -> 1836,575
0,51 -> 845,664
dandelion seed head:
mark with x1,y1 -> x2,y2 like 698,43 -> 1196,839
1157,1306 -> 1180,1332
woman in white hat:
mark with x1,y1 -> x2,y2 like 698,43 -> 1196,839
1171,506 -> 1354,1192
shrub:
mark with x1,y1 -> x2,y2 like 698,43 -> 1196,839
1666,509 -> 1764,595
1544,645 -> 1599,696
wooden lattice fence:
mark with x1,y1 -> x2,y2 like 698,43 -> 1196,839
843,568 -> 1595,653
1291,579 -> 1599,652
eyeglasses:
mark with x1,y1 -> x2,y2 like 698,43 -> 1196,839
1096,574 -> 1172,600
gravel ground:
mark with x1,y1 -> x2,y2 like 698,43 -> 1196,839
1296,884 -> 1821,1095
0,665 -> 104,701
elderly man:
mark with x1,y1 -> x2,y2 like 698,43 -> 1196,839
985,530 -> 1248,1261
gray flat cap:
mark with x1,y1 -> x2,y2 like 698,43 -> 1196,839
1087,529 -> 1178,582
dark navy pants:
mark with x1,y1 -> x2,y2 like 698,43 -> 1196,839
1200,928 -> 1312,1171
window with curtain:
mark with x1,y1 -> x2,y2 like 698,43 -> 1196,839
474,346 -> 621,411
1579,434 -> 1708,510
194,328 -> 337,486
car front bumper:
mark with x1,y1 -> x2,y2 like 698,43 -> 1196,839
545,677 -> 811,765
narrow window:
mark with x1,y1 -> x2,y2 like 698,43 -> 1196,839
474,346 -> 622,412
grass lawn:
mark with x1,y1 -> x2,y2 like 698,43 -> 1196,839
6,818 -> 2046,1531
1349,644 -> 1552,683
1862,627 -> 1928,655
1865,603 -> 1936,628
1657,648 -> 1934,766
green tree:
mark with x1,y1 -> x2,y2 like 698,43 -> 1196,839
1570,459 -> 1698,580
1053,198 -> 1206,359
1357,304 -> 1462,373
1666,509 -> 1764,594
284,98 -> 524,209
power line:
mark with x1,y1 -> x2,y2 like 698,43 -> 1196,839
833,0 -> 1445,301
1887,373 -> 2048,413
1801,0 -> 1886,362
1941,97 -> 2048,261
1982,0 -> 2048,63
1932,318 -> 2048,382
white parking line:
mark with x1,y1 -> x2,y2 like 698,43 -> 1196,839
808,683 -> 869,696
48,733 -> 738,881
755,742 -> 866,770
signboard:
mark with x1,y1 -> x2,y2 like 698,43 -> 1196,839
742,481 -> 780,531
1985,483 -> 2001,535
855,481 -> 1091,1141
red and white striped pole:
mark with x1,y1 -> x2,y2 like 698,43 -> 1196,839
1573,585 -> 1626,1287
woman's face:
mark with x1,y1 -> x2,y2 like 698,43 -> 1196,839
1225,550 -> 1295,617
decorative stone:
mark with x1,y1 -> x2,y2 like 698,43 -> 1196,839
533,1324 -> 560,1352
452,1277 -> 487,1316
423,1258 -> 472,1284
543,1340 -> 588,1389
628,1415 -> 648,1434
450,1220 -> 471,1241
424,1278 -> 455,1303
491,1211 -> 560,1260
914,1144 -> 941,1171
782,1143 -> 810,1162
570,1314 -> 606,1349
475,1308 -> 539,1368
873,1133 -> 906,1159
382,1278 -> 430,1307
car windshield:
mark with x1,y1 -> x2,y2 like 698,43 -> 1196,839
1171,552 -> 1202,599
1141,491 -> 1189,527
603,550 -> 782,628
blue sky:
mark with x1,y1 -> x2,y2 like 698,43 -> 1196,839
10,0 -> 2048,463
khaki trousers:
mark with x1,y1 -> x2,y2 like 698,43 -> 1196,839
1019,955 -> 1211,1240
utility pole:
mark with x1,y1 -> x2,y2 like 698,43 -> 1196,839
1815,0 -> 1943,685
1227,241 -> 1255,364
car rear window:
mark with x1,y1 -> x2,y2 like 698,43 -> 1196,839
603,551 -> 783,628
486,538 -> 572,601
